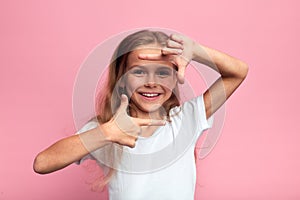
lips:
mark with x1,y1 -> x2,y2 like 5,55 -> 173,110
138,92 -> 161,101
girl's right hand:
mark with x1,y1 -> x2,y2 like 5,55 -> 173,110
101,94 -> 166,148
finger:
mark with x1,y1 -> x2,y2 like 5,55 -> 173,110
118,94 -> 129,111
133,118 -> 166,126
120,134 -> 138,148
161,47 -> 183,56
177,66 -> 186,84
127,138 -> 137,148
138,49 -> 181,60
138,53 -> 162,60
166,39 -> 183,50
170,34 -> 184,44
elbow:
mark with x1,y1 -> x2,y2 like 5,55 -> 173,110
238,61 -> 249,79
222,60 -> 249,80
33,153 -> 50,175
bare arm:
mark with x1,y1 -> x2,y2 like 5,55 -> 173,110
33,126 -> 111,174
33,95 -> 165,174
193,45 -> 249,119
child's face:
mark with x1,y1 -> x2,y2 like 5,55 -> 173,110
124,46 -> 178,118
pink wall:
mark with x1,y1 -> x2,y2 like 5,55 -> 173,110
1,0 -> 299,199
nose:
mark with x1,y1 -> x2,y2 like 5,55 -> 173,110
144,73 -> 157,87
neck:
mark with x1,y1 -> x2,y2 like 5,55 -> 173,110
129,109 -> 164,120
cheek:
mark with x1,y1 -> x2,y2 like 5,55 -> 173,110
124,77 -> 144,93
159,78 -> 177,91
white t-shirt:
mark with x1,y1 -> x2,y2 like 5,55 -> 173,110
76,95 -> 213,200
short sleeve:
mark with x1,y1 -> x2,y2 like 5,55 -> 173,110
181,94 -> 214,139
196,94 -> 214,131
74,120 -> 98,165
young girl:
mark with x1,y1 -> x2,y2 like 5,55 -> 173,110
33,29 -> 248,199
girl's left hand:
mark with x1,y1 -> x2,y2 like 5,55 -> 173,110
139,34 -> 196,84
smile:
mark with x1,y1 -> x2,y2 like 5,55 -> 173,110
140,93 -> 160,97
138,92 -> 162,101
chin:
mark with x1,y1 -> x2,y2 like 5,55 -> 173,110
139,104 -> 162,113
130,101 -> 164,118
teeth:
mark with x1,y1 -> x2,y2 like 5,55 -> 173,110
142,93 -> 159,97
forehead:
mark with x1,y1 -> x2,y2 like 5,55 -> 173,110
126,46 -> 175,69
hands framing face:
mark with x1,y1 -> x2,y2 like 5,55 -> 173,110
138,34 -> 196,84
106,34 -> 197,144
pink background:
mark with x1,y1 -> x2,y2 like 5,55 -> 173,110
1,0 -> 299,199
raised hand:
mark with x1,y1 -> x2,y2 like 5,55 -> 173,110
138,34 -> 196,84
101,94 -> 166,148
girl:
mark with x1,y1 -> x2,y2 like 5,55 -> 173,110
33,29 -> 248,199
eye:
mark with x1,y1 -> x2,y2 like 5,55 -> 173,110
156,69 -> 172,78
131,69 -> 146,76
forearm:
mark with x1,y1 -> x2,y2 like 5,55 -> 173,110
193,44 -> 248,79
33,126 -> 111,174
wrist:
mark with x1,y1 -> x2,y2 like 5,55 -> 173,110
192,43 -> 207,63
79,124 -> 112,153
98,122 -> 114,144
193,44 -> 218,70
191,40 -> 199,61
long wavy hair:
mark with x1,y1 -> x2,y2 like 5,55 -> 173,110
89,29 -> 181,190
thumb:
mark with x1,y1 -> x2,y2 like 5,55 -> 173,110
118,94 -> 129,112
177,66 -> 185,84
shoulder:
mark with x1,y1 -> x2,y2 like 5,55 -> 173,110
170,95 -> 205,116
169,94 -> 213,131
75,118 -> 99,135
